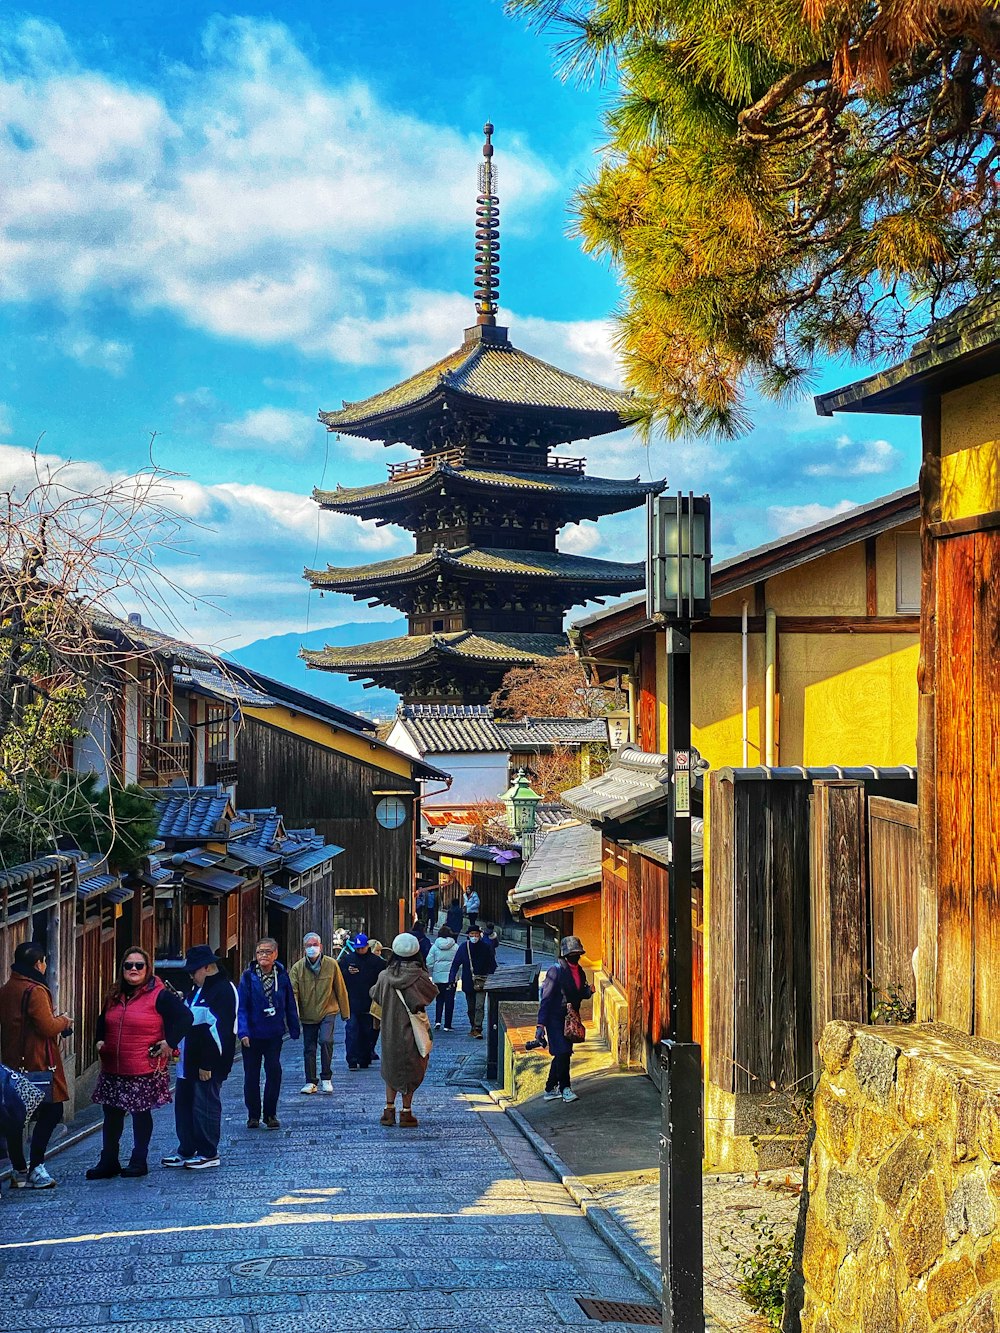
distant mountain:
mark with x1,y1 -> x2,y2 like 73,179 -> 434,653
227,621 -> 406,723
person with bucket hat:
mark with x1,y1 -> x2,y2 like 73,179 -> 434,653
342,934 -> 385,1071
368,933 -> 437,1127
535,936 -> 594,1104
161,945 -> 237,1171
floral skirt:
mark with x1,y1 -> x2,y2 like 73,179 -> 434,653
92,1070 -> 171,1113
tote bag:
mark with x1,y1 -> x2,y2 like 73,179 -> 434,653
395,988 -> 433,1059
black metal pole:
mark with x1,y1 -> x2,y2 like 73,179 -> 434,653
661,623 -> 704,1332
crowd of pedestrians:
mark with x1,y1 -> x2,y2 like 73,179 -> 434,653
0,897 -> 593,1188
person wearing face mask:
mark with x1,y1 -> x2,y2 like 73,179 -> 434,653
288,932 -> 350,1095
535,936 -> 594,1105
237,938 -> 299,1129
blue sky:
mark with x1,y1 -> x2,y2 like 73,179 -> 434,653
0,4 -> 922,657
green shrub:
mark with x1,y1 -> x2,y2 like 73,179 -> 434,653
720,1213 -> 794,1329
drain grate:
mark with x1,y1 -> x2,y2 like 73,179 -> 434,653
576,1297 -> 661,1325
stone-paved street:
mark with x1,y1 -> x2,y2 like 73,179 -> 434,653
0,1014 -> 657,1333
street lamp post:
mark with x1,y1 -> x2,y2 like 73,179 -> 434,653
647,491 -> 712,1333
502,768 -> 542,962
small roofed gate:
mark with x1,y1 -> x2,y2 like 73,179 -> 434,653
709,767 -> 917,1100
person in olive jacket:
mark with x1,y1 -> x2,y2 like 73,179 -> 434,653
237,937 -> 299,1129
287,931 -> 350,1095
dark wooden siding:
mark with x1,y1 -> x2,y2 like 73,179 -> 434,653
238,717 -> 419,945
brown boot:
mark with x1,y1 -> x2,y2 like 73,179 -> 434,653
399,1109 -> 418,1127
380,1105 -> 396,1126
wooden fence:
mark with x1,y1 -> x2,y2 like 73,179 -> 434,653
709,767 -> 917,1099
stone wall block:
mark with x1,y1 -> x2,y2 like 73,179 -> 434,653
945,1169 -> 996,1243
939,1289 -> 1000,1333
860,1259 -> 898,1333
876,1131 -> 932,1213
852,1030 -> 897,1108
974,1234 -> 1000,1288
954,1084 -> 986,1163
825,1167 -> 876,1250
925,1254 -> 978,1322
899,1291 -> 932,1333
979,1097 -> 1000,1164
896,1050 -> 952,1127
802,1212 -> 845,1305
820,1021 -> 857,1075
899,1172 -> 946,1277
831,1249 -> 861,1325
814,1083 -> 859,1165
858,1104 -> 909,1172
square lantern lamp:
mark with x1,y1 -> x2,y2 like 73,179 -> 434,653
647,492 -> 712,621
502,768 -> 542,836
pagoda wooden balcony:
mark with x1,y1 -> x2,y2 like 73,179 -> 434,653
387,447 -> 585,481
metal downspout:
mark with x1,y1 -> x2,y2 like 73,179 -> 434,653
765,607 -> 777,766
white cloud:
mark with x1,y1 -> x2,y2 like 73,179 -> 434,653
214,407 -> 315,456
805,435 -> 901,478
560,521 -> 603,555
55,327 -> 132,376
767,500 -> 858,537
0,17 -> 556,366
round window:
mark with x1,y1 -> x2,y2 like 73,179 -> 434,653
375,796 -> 408,829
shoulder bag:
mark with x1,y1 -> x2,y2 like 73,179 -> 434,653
19,988 -> 55,1104
564,1005 -> 586,1043
395,987 -> 433,1059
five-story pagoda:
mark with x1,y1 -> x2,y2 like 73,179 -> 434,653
304,124 -> 662,704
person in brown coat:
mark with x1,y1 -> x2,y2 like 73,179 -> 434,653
0,941 -> 73,1189
368,933 -> 437,1128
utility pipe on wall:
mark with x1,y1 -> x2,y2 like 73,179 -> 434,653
764,607 -> 777,767
741,600 -> 749,767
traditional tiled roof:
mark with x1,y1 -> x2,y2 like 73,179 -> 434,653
177,668 -> 275,709
508,821 -> 602,911
238,809 -> 285,850
283,843 -> 344,875
319,331 -> 639,439
306,546 -> 644,592
395,704 -> 608,754
303,631 -> 567,673
0,852 -> 78,889
150,787 -> 234,841
315,466 -> 663,516
561,745 -> 673,824
93,612 -> 218,670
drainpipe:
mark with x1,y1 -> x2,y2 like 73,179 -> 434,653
741,600 -> 749,767
764,607 -> 777,767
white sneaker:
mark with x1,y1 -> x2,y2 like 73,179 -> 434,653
26,1165 -> 55,1189
300,1083 -> 318,1095
442,1026 -> 451,1032
543,1089 -> 561,1102
562,1088 -> 579,1103
320,1079 -> 334,1094
434,1022 -> 441,1030
161,1155 -> 192,1168
184,1156 -> 221,1170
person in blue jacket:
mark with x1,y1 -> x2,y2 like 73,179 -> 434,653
448,922 -> 497,1038
535,935 -> 594,1104
238,937 -> 299,1129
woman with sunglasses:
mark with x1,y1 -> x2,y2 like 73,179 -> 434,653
86,947 -> 191,1179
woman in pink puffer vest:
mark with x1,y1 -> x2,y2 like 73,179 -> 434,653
86,947 -> 191,1179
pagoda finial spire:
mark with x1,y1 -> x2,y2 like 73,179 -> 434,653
474,121 -> 500,327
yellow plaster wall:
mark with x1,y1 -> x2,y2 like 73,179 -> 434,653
778,636 -> 918,767
242,704 -> 416,781
762,543 -> 866,615
691,632 -> 767,768
573,897 -> 603,971
941,374 -> 1000,519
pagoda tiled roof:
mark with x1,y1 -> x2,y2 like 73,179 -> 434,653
306,546 -> 645,592
319,329 -> 639,439
302,631 -> 567,674
314,465 -> 663,515
394,704 -> 609,753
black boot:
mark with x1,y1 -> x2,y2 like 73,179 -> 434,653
121,1159 -> 148,1178
85,1159 -> 121,1180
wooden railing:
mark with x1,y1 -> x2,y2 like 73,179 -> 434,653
387,448 -> 586,482
141,741 -> 190,783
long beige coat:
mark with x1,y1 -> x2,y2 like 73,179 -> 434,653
369,960 -> 438,1095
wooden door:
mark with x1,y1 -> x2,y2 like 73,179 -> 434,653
868,796 -> 919,1010
187,902 -> 210,950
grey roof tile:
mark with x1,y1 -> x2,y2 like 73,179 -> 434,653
509,822 -> 602,909
150,787 -> 234,841
561,745 -> 673,823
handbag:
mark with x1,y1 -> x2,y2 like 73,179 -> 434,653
19,988 -> 56,1105
472,974 -> 488,992
564,1005 -> 586,1043
395,987 -> 433,1059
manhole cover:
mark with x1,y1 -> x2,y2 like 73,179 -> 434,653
576,1297 -> 661,1325
231,1255 -> 370,1278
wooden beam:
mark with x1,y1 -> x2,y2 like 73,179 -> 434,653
693,615 -> 919,635
865,537 -> 878,616
973,531 -> 1000,1041
929,508 -> 1000,538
